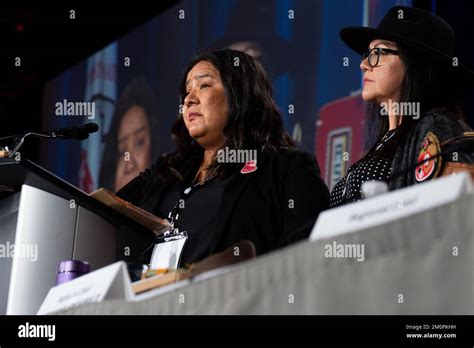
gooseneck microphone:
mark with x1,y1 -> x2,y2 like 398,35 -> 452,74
48,123 -> 99,140
4,123 -> 99,158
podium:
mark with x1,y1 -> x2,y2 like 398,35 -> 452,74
0,158 -> 155,315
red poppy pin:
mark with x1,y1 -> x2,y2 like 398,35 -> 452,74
415,132 -> 441,182
240,160 -> 257,174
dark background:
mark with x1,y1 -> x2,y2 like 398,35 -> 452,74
0,2 -> 178,163
1,0 -> 473,169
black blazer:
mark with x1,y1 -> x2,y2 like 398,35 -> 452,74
116,148 -> 330,261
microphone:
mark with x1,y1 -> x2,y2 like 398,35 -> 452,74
49,123 -> 99,140
390,136 -> 474,184
5,123 -> 99,158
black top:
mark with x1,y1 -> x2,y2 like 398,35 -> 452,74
329,129 -> 397,207
156,175 -> 233,265
116,148 -> 330,263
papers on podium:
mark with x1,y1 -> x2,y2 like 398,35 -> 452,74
90,188 -> 170,235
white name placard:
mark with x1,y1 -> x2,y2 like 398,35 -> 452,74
310,172 -> 472,241
37,261 -> 133,315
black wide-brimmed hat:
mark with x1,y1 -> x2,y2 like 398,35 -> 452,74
340,6 -> 474,82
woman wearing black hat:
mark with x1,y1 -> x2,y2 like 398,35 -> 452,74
330,6 -> 474,207
116,49 -> 330,265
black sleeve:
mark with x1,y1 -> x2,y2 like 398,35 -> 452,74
411,113 -> 466,183
115,165 -> 155,206
280,152 -> 330,246
390,111 -> 468,189
415,114 -> 464,153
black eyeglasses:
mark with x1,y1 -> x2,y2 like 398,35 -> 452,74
362,47 -> 399,67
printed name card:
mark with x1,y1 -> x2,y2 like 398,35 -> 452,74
37,261 -> 133,315
310,172 -> 472,241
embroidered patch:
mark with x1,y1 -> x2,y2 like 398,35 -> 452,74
415,131 -> 442,182
240,160 -> 257,174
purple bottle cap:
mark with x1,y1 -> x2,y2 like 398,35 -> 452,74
58,260 -> 90,274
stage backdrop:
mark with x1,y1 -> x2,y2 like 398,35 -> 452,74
41,0 -> 410,193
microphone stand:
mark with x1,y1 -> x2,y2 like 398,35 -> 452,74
1,125 -> 96,159
8,132 -> 55,158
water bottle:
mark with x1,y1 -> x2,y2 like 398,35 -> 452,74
56,260 -> 90,285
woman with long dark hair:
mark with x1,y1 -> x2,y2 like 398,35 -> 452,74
330,6 -> 474,207
117,49 -> 329,265
99,78 -> 159,192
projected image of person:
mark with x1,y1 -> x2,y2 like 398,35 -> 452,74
207,0 -> 305,151
99,78 -> 159,192
208,0 -> 291,78
330,6 -> 474,207
117,49 -> 330,265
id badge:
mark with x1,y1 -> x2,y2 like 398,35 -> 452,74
149,230 -> 188,270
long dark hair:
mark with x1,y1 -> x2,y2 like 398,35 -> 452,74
363,42 -> 468,156
156,48 -> 294,182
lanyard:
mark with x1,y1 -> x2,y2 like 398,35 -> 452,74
133,171 -> 217,265
166,174 -> 216,232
